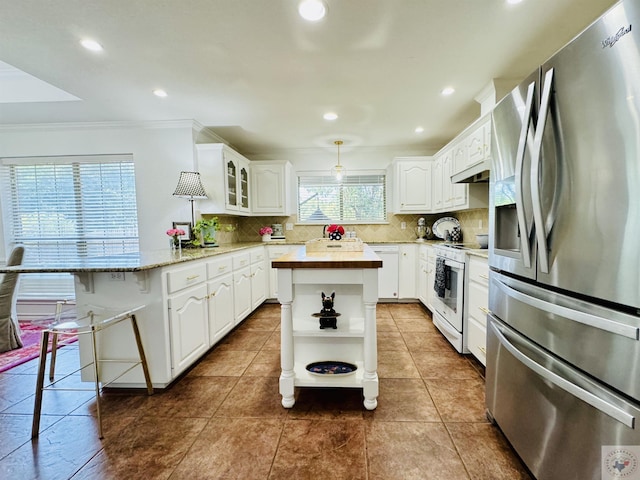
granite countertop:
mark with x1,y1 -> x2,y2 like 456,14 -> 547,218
0,239 -> 488,273
0,242 -> 266,273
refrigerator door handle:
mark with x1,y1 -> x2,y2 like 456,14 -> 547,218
489,320 -> 636,428
531,68 -> 554,273
495,277 -> 640,340
515,81 -> 536,269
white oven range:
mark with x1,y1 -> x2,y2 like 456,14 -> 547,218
431,244 -> 468,353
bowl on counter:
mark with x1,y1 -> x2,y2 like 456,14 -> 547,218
476,234 -> 488,249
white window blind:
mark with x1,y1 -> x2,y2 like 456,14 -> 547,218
1,154 -> 139,299
298,172 -> 386,223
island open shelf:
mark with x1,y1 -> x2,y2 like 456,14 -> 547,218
272,245 -> 382,410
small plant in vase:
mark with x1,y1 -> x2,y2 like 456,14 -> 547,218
192,217 -> 220,247
166,228 -> 185,252
259,226 -> 273,242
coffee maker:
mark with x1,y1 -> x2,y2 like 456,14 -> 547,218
415,217 -> 429,242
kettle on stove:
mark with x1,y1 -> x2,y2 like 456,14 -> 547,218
450,226 -> 463,243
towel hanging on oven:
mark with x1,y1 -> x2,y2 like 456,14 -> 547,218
434,257 -> 451,298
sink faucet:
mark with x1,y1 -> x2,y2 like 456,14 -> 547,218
323,225 -> 329,238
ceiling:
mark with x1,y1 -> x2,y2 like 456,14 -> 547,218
0,0 -> 617,156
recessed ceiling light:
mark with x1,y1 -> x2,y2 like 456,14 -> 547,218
323,112 -> 338,121
153,89 -> 168,98
507,0 -> 524,4
298,0 -> 327,21
441,86 -> 455,96
80,39 -> 103,52
415,126 -> 424,134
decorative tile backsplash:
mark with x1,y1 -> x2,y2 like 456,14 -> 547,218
203,209 -> 489,244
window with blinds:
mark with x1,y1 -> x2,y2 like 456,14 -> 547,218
0,154 -> 139,298
297,172 -> 386,223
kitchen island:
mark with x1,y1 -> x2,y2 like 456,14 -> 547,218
272,245 -> 382,409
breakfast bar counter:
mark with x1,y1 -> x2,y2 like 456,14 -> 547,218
273,244 -> 382,410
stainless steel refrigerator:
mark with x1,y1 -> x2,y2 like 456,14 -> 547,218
487,1 -> 640,478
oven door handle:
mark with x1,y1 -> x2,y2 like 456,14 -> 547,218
490,320 -> 635,428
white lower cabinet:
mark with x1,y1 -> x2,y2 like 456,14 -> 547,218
167,283 -> 209,376
398,244 -> 416,299
426,246 -> 436,310
249,247 -> 267,309
205,256 -> 234,347
207,274 -> 234,346
466,255 -> 489,365
417,245 -> 429,306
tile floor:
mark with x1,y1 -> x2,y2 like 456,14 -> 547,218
0,302 -> 532,479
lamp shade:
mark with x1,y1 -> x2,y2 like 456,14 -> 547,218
173,171 -> 208,199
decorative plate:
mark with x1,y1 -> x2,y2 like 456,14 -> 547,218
432,216 -> 461,239
305,361 -> 357,376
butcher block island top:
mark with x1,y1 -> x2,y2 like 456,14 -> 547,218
271,244 -> 382,269
273,242 -> 381,411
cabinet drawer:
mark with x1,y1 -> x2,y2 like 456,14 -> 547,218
468,281 -> 489,327
250,248 -> 266,264
468,256 -> 489,286
166,263 -> 207,294
268,246 -> 292,259
232,252 -> 251,270
467,316 -> 487,366
207,256 -> 233,280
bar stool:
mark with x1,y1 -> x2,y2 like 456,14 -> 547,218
31,303 -> 153,439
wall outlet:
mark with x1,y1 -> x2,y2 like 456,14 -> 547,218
109,272 -> 125,281
401,222 -> 406,230
286,223 -> 293,230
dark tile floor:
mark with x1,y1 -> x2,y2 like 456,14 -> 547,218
0,302 -> 532,479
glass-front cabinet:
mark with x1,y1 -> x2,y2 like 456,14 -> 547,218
196,143 -> 251,216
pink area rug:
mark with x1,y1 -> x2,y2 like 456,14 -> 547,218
0,323 -> 77,373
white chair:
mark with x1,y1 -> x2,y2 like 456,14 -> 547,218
31,303 -> 153,439
0,246 -> 25,353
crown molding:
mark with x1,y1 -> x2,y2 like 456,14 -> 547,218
0,119 -> 202,132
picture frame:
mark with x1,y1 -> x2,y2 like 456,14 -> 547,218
172,221 -> 192,245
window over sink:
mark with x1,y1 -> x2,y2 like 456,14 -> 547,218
297,171 -> 386,224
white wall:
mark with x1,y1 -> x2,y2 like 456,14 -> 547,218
0,120 -> 202,261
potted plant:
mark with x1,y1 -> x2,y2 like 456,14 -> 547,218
192,217 -> 220,247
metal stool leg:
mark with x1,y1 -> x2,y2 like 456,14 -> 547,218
130,314 -> 153,396
49,333 -> 58,381
32,330 -> 50,439
90,327 -> 104,439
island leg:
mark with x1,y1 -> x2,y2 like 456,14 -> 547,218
279,300 -> 295,407
362,268 -> 379,410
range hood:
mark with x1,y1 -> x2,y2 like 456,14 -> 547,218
451,160 -> 490,183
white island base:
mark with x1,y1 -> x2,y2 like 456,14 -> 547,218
275,255 -> 380,410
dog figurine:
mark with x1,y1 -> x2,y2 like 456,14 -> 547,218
319,291 -> 337,329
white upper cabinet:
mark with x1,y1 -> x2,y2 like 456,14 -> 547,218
250,161 -> 294,216
392,157 -> 433,213
451,114 -> 492,183
196,143 -> 251,216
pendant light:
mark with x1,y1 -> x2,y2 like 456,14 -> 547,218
331,140 -> 346,181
